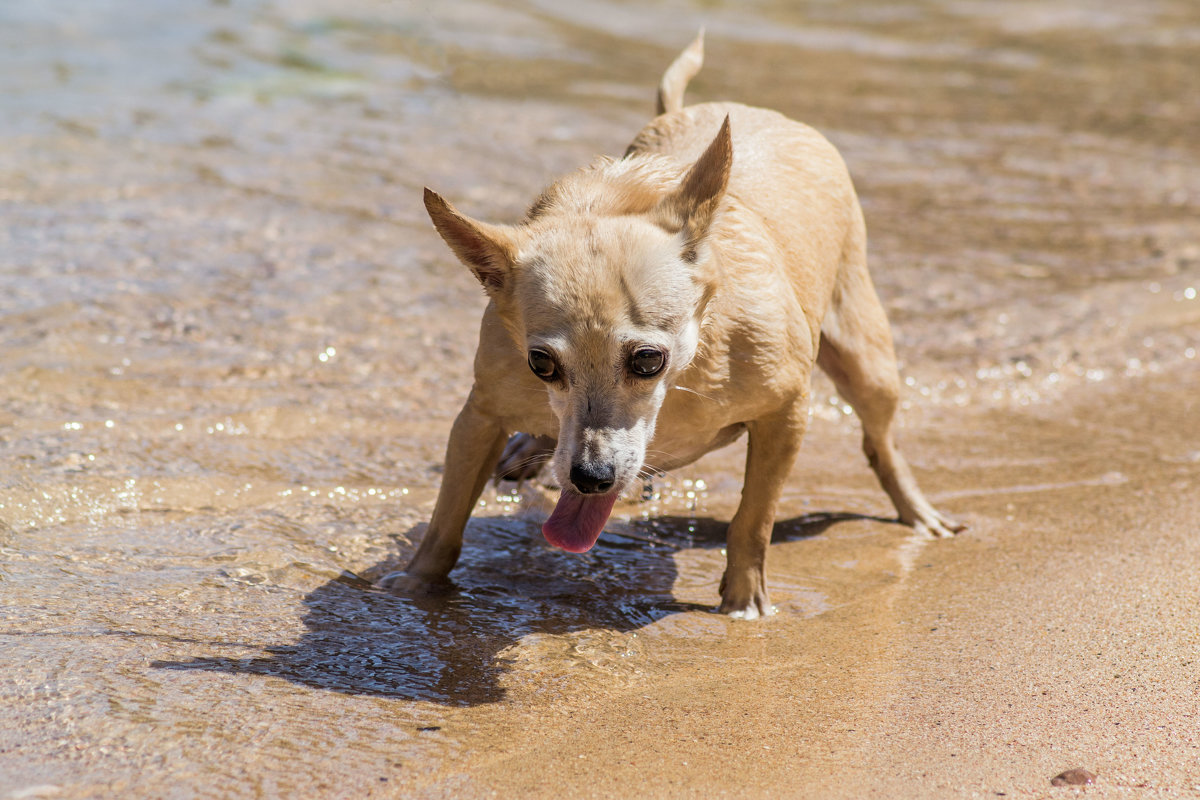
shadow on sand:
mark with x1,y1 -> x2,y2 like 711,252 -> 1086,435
154,510 -> 889,706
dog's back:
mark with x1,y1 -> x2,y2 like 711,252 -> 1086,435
629,101 -> 861,345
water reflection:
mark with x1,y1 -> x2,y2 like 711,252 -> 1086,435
158,574 -> 515,705
154,508 -> 885,705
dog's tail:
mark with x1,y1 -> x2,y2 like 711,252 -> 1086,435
656,29 -> 704,116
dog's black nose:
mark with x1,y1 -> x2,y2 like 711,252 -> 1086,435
570,462 -> 615,494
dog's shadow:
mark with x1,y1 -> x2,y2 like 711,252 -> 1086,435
154,509 -> 885,706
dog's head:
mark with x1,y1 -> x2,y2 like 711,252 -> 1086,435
425,119 -> 732,553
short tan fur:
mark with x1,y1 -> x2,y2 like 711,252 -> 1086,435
387,33 -> 962,617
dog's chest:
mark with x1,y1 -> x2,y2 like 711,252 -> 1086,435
644,420 -> 747,472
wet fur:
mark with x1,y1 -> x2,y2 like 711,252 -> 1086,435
386,32 -> 962,617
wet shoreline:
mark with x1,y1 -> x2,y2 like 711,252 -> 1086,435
3,1 -> 1200,797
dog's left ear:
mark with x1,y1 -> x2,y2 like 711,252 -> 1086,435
423,188 -> 520,294
658,115 -> 732,262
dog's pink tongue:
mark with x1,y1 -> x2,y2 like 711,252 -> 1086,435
542,491 -> 618,553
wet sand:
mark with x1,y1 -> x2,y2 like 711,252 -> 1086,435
2,1 -> 1199,798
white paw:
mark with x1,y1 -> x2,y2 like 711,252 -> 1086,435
913,510 -> 965,539
725,603 -> 777,620
904,500 -> 966,538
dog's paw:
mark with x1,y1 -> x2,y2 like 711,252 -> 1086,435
377,570 -> 452,596
718,568 -> 775,619
494,433 -> 555,483
725,603 -> 777,621
910,508 -> 966,539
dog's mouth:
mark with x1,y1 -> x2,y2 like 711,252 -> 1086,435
541,489 -> 619,553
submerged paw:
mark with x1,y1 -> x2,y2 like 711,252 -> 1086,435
494,432 -> 554,483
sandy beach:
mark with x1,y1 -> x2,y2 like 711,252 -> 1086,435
2,1 -> 1198,797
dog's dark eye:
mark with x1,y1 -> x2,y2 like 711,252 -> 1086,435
528,349 -> 559,381
628,348 -> 666,378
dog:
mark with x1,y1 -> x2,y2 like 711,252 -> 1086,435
385,32 -> 962,618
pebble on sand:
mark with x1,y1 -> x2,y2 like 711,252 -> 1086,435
1051,768 -> 1097,786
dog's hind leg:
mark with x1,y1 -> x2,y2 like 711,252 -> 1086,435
382,392 -> 508,591
817,231 -> 964,538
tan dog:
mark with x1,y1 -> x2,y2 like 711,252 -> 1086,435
387,33 -> 962,618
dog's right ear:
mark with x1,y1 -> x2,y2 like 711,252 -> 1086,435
423,188 -> 519,294
657,115 -> 732,263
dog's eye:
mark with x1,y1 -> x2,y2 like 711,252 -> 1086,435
528,349 -> 559,381
628,348 -> 666,378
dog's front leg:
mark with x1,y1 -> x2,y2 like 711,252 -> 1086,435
384,392 -> 507,592
718,405 -> 808,619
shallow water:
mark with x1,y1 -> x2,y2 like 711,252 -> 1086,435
2,1 -> 1199,797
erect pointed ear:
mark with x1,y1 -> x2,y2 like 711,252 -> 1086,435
658,115 -> 732,262
423,187 -> 520,294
